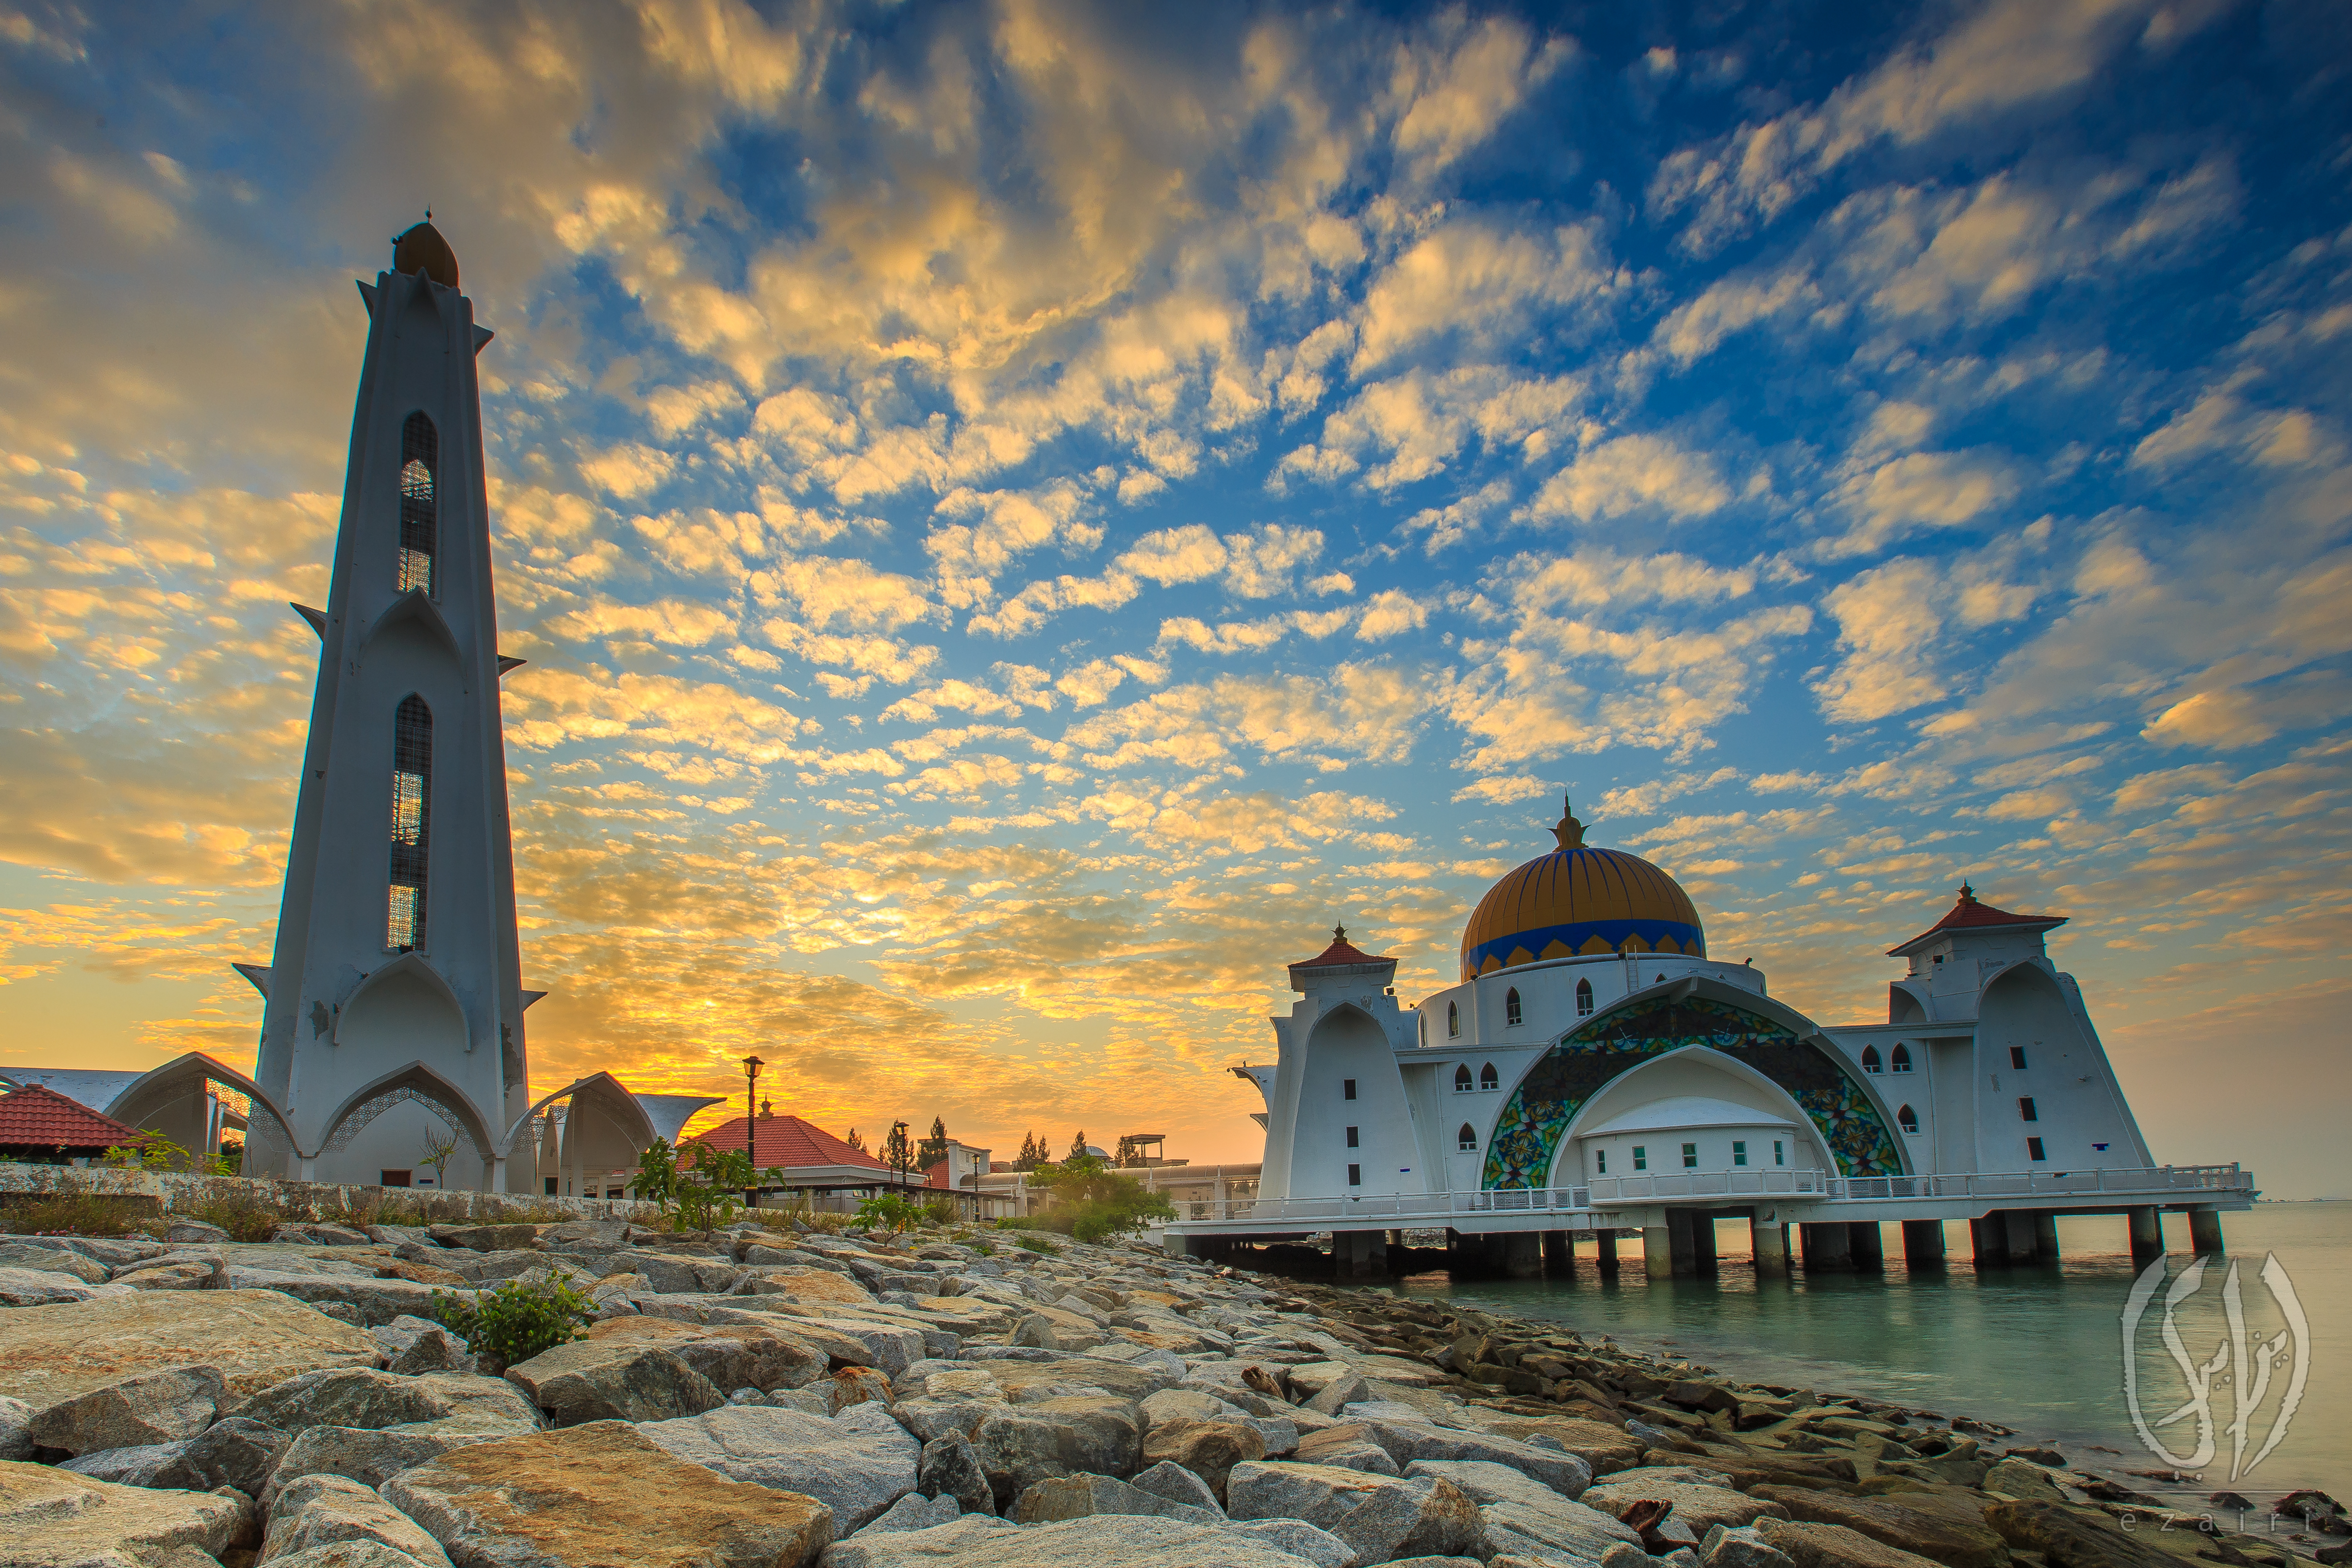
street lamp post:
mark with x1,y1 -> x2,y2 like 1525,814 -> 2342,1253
891,1118 -> 911,1197
740,1055 -> 764,1212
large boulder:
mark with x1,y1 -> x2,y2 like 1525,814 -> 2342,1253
63,1415 -> 288,1495
259,1472 -> 453,1567
585,1315 -> 827,1392
640,1402 -> 919,1533
1980,1500 -> 2179,1568
1011,1471 -> 1224,1526
0,1289 -> 380,1415
384,1420 -> 834,1568
978,1357 -> 1175,1404
820,1513 -> 1335,1568
264,1423 -> 521,1503
0,1243 -> 111,1283
222,1267 -> 469,1328
0,1267 -> 127,1306
370,1316 -> 477,1377
111,1260 -> 221,1292
918,1432 -> 996,1517
1585,1473 -> 1789,1535
1349,1415 -> 1592,1497
1756,1517 -> 1951,1568
26,1365 -> 225,1455
503,1340 -> 729,1426
1751,1485 -> 2011,1568
0,1458 -> 254,1568
1226,1459 -> 1482,1564
429,1224 -> 542,1253
0,1396 -> 30,1462
1139,1418 -> 1267,1503
1406,1458 -> 1640,1563
231,1368 -> 540,1437
969,1394 -> 1144,1506
1294,1424 -> 1402,1476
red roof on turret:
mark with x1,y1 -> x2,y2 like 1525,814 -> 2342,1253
1888,884 -> 2067,956
0,1084 -> 149,1151
1290,924 -> 1396,971
684,1113 -> 886,1172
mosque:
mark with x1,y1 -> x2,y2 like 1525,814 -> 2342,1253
1204,798 -> 2254,1273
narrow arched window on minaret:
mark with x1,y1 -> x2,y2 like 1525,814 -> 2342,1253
387,695 -> 432,950
398,412 -> 438,594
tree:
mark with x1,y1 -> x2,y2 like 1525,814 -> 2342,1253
915,1116 -> 948,1169
1024,1152 -> 1175,1243
879,1122 -> 915,1182
1068,1129 -> 1089,1161
1013,1133 -> 1040,1170
418,1129 -> 458,1188
844,1126 -> 868,1154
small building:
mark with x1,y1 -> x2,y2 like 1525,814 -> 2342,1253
684,1105 -> 906,1211
0,1085 -> 155,1165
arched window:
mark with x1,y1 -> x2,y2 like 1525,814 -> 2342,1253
1454,1064 -> 1473,1092
1575,977 -> 1594,1016
1479,1062 -> 1499,1091
398,412 -> 438,595
1898,1104 -> 1919,1134
1457,1123 -> 1477,1151
386,695 -> 432,950
1505,988 -> 1522,1025
1861,1046 -> 1882,1073
1890,1043 -> 1913,1073
1447,1001 -> 1459,1038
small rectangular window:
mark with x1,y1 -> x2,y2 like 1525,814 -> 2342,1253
1342,1078 -> 1357,1101
1595,1150 -> 1607,1174
1774,1140 -> 1785,1166
1632,1145 -> 1647,1172
1732,1141 -> 1747,1166
2018,1096 -> 2038,1122
379,1170 -> 412,1188
1682,1142 -> 1698,1169
1346,1163 -> 1362,1186
2026,1137 -> 2046,1162
2010,1046 -> 2028,1069
1344,1125 -> 1359,1148
544,1176 -> 558,1195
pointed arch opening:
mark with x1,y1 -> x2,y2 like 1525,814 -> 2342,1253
1860,1045 -> 1883,1073
1447,1000 -> 1459,1038
399,412 -> 438,595
1479,1062 -> 1500,1091
388,694 -> 432,951
1898,1103 -> 1919,1134
1505,987 -> 1523,1026
1457,1122 -> 1477,1151
1575,977 -> 1594,1016
1453,1063 -> 1473,1092
1890,1042 -> 1913,1073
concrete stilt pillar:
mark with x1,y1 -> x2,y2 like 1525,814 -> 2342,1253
1751,1218 -> 1789,1273
2128,1206 -> 2164,1259
1800,1221 -> 1852,1270
2001,1209 -> 2038,1262
1848,1221 -> 1885,1269
1505,1232 -> 1544,1278
1968,1215 -> 1996,1265
1336,1230 -> 1389,1278
2033,1213 -> 2060,1262
1594,1230 -> 1620,1271
1688,1213 -> 1718,1271
1669,1209 -> 1701,1275
1542,1230 -> 1572,1271
1901,1219 -> 1946,1267
1643,1226 -> 1674,1278
2189,1208 -> 2225,1254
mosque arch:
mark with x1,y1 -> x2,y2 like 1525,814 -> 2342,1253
1505,988 -> 1522,1025
103,1052 -> 299,1164
1447,1001 -> 1459,1038
1454,1064 -> 1473,1092
314,1058 -> 492,1181
1898,1104 -> 1919,1134
1889,1042 -> 1913,1073
1479,1062 -> 1500,1090
1457,1122 -> 1477,1151
398,411 -> 438,595
1575,977 -> 1594,1016
1861,1045 -> 1882,1073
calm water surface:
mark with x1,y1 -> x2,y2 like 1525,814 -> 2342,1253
1368,1202 -> 2350,1506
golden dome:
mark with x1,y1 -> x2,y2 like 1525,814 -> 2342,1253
393,219 -> 459,289
1458,797 -> 1705,980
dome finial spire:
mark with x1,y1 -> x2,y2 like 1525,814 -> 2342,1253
1552,792 -> 1586,850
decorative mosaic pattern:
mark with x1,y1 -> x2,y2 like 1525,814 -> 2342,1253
1479,993 -> 1903,1188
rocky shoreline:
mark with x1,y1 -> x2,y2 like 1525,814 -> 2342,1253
0,1217 -> 2341,1568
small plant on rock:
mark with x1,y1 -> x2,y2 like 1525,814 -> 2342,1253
854,1193 -> 923,1237
430,1274 -> 593,1372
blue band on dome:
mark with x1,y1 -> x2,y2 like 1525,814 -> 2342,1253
1463,917 -> 1706,975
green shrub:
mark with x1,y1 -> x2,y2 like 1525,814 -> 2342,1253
0,1182 -> 151,1237
430,1275 -> 593,1370
918,1197 -> 957,1227
191,1187 -> 282,1242
1011,1231 -> 1058,1254
855,1194 -> 923,1237
1016,1156 -> 1175,1243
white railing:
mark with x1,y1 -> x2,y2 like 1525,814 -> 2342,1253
1161,1163 -> 2252,1230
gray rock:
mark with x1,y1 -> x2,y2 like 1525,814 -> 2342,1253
260,1472 -> 453,1567
223,1267 -> 467,1327
0,1462 -> 254,1568
230,1369 -> 539,1437
502,1340 -> 728,1426
1406,1459 -> 1640,1562
64,1416 -> 288,1495
1582,1478 -> 1787,1535
262,1541 -> 441,1568
819,1514 -> 1319,1568
1358,1419 -> 1593,1498
27,1363 -> 224,1455
639,1400 -> 919,1532
919,1430 -> 997,1517
168,1219 -> 232,1243
1703,1523 -> 1799,1568
1294,1425 -> 1402,1477
1303,1371 -> 1372,1417
1129,1458 -> 1225,1516
1221,1517 -> 1357,1568
0,1266 -> 128,1306
1227,1459 -> 1482,1565
0,1243 -> 111,1282
0,1395 -> 31,1461
969,1394 -> 1144,1506
1601,1546 -> 1651,1568
1011,1471 -> 1224,1526
113,1258 -> 222,1291
272,1224 -> 374,1247
855,1491 -> 962,1537
262,1424 -> 519,1503
369,1316 -> 475,1376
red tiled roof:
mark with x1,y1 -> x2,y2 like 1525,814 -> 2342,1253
684,1113 -> 886,1172
1291,924 -> 1394,971
1888,884 -> 2067,955
0,1084 -> 148,1150
924,1158 -> 952,1189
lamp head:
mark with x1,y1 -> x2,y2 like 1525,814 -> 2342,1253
741,1054 -> 765,1081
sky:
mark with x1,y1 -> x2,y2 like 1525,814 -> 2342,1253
0,0 -> 2347,1197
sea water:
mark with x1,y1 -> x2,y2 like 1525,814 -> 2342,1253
1375,1201 -> 2350,1506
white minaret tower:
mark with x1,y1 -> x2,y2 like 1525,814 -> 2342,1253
237,220 -> 532,1191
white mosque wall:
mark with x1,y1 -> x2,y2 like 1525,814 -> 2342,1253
1414,954 -> 1768,1057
